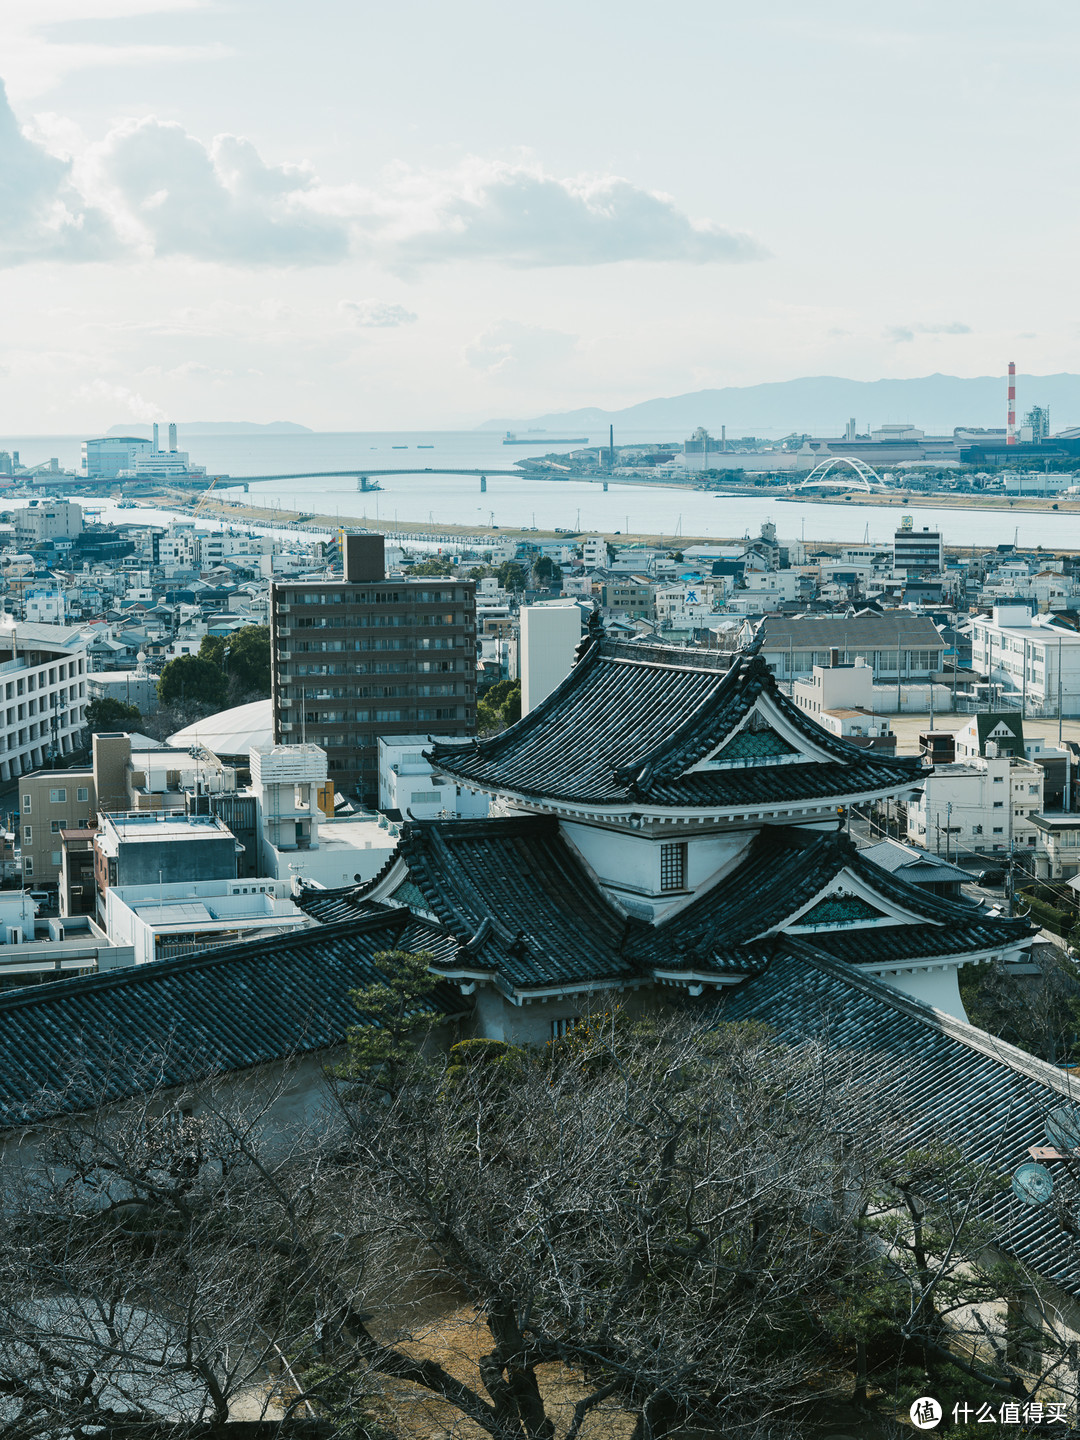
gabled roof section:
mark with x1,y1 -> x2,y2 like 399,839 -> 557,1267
0,911 -> 464,1129
429,640 -> 922,810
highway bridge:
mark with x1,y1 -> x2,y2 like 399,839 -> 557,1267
211,467 -> 528,484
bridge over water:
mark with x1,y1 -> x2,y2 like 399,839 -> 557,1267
214,467 -> 529,484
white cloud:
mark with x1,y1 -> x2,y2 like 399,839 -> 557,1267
87,117 -> 350,264
886,321 -> 972,343
339,299 -> 418,328
465,320 -> 578,381
0,80 -> 118,264
0,3 -> 222,104
341,157 -> 768,270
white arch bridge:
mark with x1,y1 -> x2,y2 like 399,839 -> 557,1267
793,457 -> 886,491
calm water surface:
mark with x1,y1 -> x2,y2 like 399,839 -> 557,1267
1,429 -> 1074,547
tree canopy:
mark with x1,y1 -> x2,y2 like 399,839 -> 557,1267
85,695 -> 142,734
199,625 -> 271,698
157,653 -> 229,710
478,677 -> 521,734
496,561 -> 527,592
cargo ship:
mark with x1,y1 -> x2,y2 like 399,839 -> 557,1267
503,430 -> 589,445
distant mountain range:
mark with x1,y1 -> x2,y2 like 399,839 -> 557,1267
105,421 -> 312,437
482,373 -> 1080,438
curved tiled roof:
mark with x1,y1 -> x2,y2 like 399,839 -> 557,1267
720,947 -> 1080,1298
430,640 -> 921,809
0,911 -> 464,1128
300,817 -> 1029,999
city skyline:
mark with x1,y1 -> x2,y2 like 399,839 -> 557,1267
2,0 -> 1079,431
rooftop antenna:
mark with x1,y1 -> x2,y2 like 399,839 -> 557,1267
1007,361 -> 1017,446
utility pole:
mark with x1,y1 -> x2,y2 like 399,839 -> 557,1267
946,800 -> 952,863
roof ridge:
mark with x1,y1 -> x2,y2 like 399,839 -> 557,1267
430,636 -> 604,767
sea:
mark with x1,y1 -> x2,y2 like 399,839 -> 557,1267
0,428 -> 1075,549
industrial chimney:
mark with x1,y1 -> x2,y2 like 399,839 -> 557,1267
152,422 -> 160,452
1007,361 -> 1017,445
168,422 -> 178,453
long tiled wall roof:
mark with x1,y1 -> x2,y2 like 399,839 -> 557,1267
0,911 -> 463,1127
719,947 -> 1080,1298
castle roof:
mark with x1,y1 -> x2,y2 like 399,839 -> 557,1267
429,640 -> 922,814
300,816 -> 1028,1003
0,909 -> 464,1128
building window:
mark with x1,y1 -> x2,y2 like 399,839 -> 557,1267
21,795 -> 30,813
23,826 -> 31,843
23,858 -> 32,875
51,851 -> 61,866
660,842 -> 687,892
77,787 -> 88,802
993,801 -> 1003,809
551,1017 -> 578,1040
50,820 -> 60,833
49,788 -> 66,803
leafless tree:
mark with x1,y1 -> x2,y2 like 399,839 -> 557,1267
1,1008 -> 1078,1440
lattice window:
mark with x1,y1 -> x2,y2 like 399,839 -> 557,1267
660,842 -> 687,892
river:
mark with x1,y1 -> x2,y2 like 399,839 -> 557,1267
1,429 -> 1074,548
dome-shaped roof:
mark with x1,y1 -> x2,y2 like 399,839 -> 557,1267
167,697 -> 273,756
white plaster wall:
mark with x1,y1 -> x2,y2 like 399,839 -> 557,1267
874,966 -> 968,1020
560,822 -> 754,910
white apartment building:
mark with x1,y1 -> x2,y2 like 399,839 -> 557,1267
0,622 -> 88,781
793,659 -> 894,745
969,605 -> 1080,714
14,500 -> 83,548
906,753 -> 1044,861
378,735 -> 489,819
581,537 -> 611,570
24,589 -> 65,625
520,603 -> 582,714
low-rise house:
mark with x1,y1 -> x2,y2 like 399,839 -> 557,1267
104,876 -> 309,965
1032,814 -> 1080,881
860,838 -> 971,900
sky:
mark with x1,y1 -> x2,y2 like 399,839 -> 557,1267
2,0 -> 1079,432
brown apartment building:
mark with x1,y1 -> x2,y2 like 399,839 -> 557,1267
270,535 -> 476,802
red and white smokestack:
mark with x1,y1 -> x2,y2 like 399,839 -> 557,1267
1007,360 -> 1017,445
